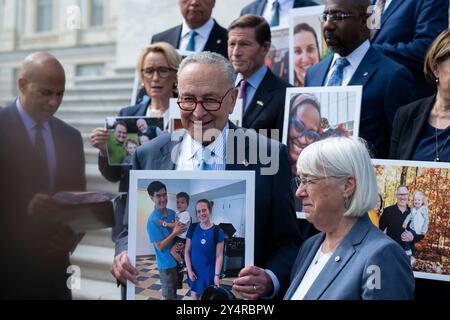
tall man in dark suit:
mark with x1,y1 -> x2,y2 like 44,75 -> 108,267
305,0 -> 416,158
0,52 -> 86,299
110,51 -> 301,299
228,14 -> 291,141
370,0 -> 449,99
241,0 -> 318,26
151,0 -> 228,58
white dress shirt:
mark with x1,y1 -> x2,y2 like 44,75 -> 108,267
179,18 -> 215,52
175,123 -> 228,170
325,40 -> 371,86
290,245 -> 333,300
262,0 -> 294,27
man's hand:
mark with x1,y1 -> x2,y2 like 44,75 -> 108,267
232,266 -> 274,300
401,230 -> 414,242
110,251 -> 139,285
173,221 -> 187,236
89,127 -> 109,156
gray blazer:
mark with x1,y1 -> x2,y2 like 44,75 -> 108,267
284,215 -> 415,300
117,123 -> 302,296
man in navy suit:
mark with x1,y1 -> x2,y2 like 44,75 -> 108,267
0,52 -> 86,299
151,0 -> 228,58
241,0 -> 319,26
370,0 -> 449,99
305,0 -> 416,158
228,14 -> 291,141
110,51 -> 301,300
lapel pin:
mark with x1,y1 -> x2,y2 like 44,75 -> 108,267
363,72 -> 369,77
217,39 -> 222,44
257,101 -> 264,107
335,256 -> 341,262
242,160 -> 250,167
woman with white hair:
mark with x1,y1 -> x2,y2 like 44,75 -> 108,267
284,137 -> 415,300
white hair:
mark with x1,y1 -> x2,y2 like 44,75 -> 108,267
178,51 -> 236,87
297,136 -> 378,217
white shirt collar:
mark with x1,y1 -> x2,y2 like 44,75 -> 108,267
181,17 -> 215,40
186,123 -> 229,162
330,40 -> 371,71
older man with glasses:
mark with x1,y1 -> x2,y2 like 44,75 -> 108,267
110,51 -> 302,300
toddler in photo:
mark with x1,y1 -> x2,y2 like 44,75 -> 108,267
402,191 -> 429,264
159,192 -> 191,268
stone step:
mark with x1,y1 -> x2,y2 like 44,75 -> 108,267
64,84 -> 133,97
74,74 -> 135,87
72,278 -> 121,300
60,95 -> 131,108
81,228 -> 114,248
86,163 -> 119,192
64,118 -> 106,134
70,244 -> 116,283
57,106 -> 122,120
85,147 -> 100,165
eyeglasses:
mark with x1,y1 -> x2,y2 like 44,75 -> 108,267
177,88 -> 235,111
319,12 -> 367,23
141,67 -> 173,79
290,118 -> 321,143
294,175 -> 343,189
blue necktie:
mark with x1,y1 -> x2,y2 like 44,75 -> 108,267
327,58 -> 350,86
186,30 -> 198,51
270,1 -> 280,27
196,148 -> 214,170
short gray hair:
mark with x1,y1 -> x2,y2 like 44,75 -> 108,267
178,51 -> 236,87
297,136 -> 378,218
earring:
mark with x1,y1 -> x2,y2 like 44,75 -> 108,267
344,196 -> 351,210
436,78 -> 439,84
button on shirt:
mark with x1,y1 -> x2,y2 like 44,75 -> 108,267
176,124 -> 228,171
179,18 -> 215,52
324,40 -> 371,86
235,65 -> 268,112
262,0 -> 294,27
16,99 -> 56,193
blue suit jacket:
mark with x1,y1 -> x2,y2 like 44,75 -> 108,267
151,20 -> 228,59
284,215 -> 415,300
240,0 -> 318,16
305,45 -> 416,158
116,123 -> 302,296
371,0 -> 449,98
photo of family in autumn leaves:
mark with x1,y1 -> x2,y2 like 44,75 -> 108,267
372,160 -> 450,282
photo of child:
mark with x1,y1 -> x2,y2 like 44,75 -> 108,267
402,191 -> 430,265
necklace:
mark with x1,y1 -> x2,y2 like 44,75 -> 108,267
434,126 -> 450,161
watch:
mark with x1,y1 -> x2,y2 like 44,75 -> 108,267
162,221 -> 167,227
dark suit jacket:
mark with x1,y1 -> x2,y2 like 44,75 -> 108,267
151,20 -> 228,59
284,215 -> 414,300
243,68 -> 291,141
371,0 -> 449,98
305,45 -> 416,158
117,123 -> 302,296
240,0 -> 318,16
389,95 -> 437,160
0,102 -> 86,299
